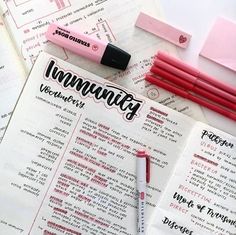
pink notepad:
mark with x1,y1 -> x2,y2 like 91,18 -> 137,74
135,12 -> 191,48
200,17 -> 236,72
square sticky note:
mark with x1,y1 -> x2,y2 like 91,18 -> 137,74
200,17 -> 236,72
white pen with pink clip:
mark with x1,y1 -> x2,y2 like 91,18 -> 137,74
136,150 -> 151,235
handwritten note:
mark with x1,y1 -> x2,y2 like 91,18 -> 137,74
0,52 -> 196,234
147,123 -> 236,235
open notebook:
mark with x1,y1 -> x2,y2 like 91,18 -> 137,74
0,0 -> 205,143
0,52 -> 235,235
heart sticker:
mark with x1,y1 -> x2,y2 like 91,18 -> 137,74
179,35 -> 187,44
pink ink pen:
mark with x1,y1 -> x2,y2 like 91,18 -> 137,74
46,23 -> 131,70
136,150 -> 150,235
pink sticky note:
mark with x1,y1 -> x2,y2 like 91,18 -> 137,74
200,17 -> 236,72
135,12 -> 191,49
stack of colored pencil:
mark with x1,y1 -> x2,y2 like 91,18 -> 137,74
145,51 -> 236,121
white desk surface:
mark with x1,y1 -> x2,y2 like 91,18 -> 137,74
159,0 -> 236,136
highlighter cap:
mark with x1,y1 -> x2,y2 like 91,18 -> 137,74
101,43 -> 131,70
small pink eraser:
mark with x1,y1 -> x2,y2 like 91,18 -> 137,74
135,12 -> 191,49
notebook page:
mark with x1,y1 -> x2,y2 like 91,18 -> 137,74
147,122 -> 236,235
0,0 -> 205,121
0,52 -> 196,235
0,17 -> 26,142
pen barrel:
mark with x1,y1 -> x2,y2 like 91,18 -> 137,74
46,23 -> 107,63
137,156 -> 146,235
137,183 -> 146,235
145,74 -> 236,121
151,66 -> 236,110
157,50 -> 236,95
137,157 -> 146,183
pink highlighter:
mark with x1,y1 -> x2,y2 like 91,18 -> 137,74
46,23 -> 131,70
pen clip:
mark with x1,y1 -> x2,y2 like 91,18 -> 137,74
146,154 -> 150,183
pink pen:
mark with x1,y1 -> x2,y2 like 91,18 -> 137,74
136,150 -> 150,235
145,74 -> 236,121
46,23 -> 131,70
150,66 -> 236,111
154,58 -> 236,103
157,51 -> 236,95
